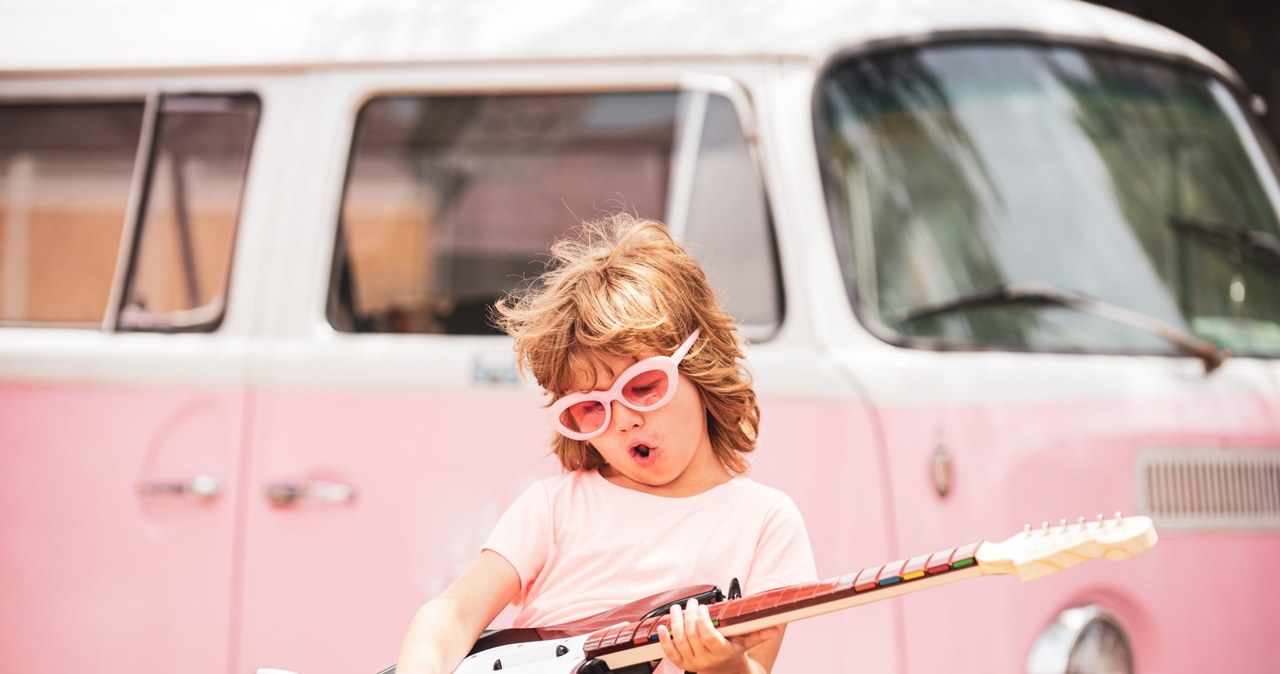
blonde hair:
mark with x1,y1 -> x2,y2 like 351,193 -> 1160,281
493,212 -> 759,473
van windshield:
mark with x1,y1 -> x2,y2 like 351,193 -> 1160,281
818,43 -> 1280,357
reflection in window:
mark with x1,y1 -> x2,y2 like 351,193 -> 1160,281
820,43 -> 1280,356
119,94 -> 260,331
332,91 -> 779,336
0,102 -> 144,325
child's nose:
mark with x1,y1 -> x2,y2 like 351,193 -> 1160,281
611,400 -> 643,430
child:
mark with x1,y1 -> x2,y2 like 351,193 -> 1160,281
396,213 -> 817,674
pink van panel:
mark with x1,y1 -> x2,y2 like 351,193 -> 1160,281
0,382 -> 243,674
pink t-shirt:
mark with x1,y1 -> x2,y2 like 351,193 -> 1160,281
483,470 -> 818,631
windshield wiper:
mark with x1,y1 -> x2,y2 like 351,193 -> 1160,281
1169,215 -> 1280,273
894,280 -> 1227,374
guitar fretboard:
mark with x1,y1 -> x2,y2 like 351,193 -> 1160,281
583,541 -> 982,658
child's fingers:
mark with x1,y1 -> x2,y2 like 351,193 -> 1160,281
680,599 -> 706,656
696,603 -> 728,648
661,597 -> 751,668
669,600 -> 688,641
658,601 -> 691,663
656,623 -> 683,663
683,600 -> 732,662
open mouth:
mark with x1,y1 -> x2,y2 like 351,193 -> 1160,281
630,443 -> 658,467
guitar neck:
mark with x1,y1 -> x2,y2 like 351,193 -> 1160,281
589,541 -> 988,669
584,513 -> 1157,670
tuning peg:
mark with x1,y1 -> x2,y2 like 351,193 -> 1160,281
1059,518 -> 1067,530
1023,524 -> 1031,535
1115,511 -> 1123,525
1041,521 -> 1050,534
1077,516 -> 1086,529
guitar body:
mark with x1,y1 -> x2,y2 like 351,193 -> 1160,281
468,585 -> 721,656
380,635 -> 611,674
455,633 -> 595,674
451,585 -> 720,674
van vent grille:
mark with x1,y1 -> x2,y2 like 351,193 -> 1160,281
1137,449 -> 1280,530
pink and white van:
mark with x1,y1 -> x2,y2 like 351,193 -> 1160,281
2,1 -> 1278,673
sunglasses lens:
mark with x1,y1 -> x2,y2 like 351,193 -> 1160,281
621,368 -> 670,408
560,400 -> 607,435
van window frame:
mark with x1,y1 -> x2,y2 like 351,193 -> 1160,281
116,91 -> 261,334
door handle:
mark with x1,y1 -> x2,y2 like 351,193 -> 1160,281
138,474 -> 221,499
265,481 -> 355,507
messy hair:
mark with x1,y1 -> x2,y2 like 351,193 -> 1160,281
492,212 -> 759,473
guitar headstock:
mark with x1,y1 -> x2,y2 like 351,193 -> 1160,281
975,513 -> 1158,581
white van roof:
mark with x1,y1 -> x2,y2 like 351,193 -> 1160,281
0,0 -> 1235,82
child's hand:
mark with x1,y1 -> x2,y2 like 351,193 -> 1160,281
656,597 -> 780,674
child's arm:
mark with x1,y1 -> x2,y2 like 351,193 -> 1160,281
657,598 -> 787,674
395,550 -> 521,674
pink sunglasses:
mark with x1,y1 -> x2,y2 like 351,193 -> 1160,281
547,329 -> 701,440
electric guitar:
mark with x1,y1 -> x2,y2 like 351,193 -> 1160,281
433,513 -> 1157,674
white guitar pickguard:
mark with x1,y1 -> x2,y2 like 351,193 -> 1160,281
453,633 -> 591,674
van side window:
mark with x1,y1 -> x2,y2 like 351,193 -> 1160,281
0,94 -> 259,331
331,90 -> 779,336
118,94 -> 260,332
0,102 -> 144,325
